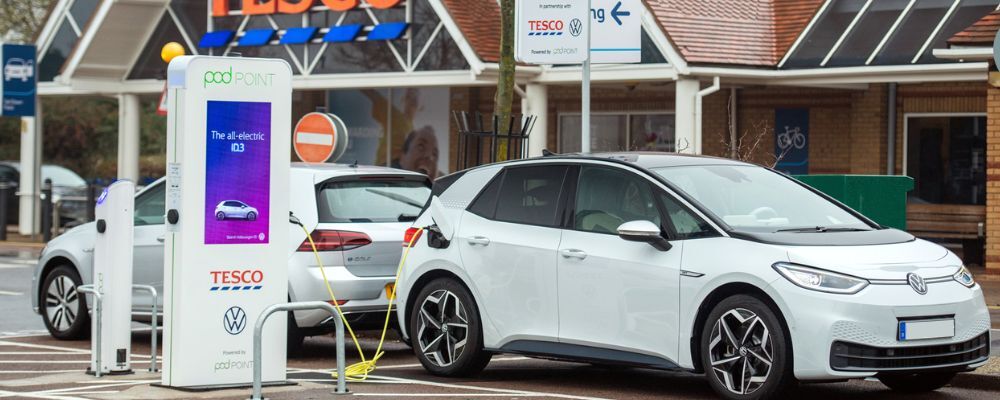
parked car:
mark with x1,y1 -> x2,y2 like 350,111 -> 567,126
214,200 -> 258,221
4,58 -> 33,82
0,162 -> 89,227
31,163 -> 431,352
394,152 -> 990,400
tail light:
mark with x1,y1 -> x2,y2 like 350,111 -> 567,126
403,227 -> 422,247
297,230 -> 372,252
326,299 -> 348,306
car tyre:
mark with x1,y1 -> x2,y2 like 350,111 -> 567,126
700,294 -> 794,400
878,371 -> 956,393
409,278 -> 491,377
247,211 -> 257,221
216,211 -> 226,221
41,265 -> 90,340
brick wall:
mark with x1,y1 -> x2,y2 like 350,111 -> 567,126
986,84 -> 1000,270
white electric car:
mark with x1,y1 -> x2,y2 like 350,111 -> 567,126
395,153 -> 990,400
214,200 -> 259,221
32,163 -> 430,352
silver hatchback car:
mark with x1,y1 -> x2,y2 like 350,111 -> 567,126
31,163 -> 430,351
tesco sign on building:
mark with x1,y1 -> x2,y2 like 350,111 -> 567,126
201,0 -> 408,49
516,0 -> 588,64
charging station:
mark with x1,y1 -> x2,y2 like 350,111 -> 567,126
91,180 -> 135,375
161,56 -> 292,389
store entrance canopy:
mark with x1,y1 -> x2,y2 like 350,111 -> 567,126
59,0 -> 170,87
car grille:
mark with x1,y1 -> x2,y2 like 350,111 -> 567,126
830,332 -> 989,372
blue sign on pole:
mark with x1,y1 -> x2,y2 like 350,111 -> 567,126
1,44 -> 37,117
774,108 -> 809,175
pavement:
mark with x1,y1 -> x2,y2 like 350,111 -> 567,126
2,240 -> 1000,399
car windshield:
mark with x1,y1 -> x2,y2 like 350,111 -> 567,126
317,179 -> 430,223
41,166 -> 86,187
652,165 -> 871,233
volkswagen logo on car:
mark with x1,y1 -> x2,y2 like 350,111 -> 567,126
223,306 -> 247,335
907,273 -> 928,295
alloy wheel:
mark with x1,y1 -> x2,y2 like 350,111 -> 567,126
709,308 -> 774,395
416,289 -> 469,367
45,275 -> 80,332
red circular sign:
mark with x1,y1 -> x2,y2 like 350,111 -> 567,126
293,112 -> 338,164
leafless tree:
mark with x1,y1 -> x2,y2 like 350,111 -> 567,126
1,0 -> 52,42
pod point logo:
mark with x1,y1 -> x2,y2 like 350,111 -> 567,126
223,306 -> 247,335
203,66 -> 276,88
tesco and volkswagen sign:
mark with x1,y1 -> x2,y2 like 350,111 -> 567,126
515,0 -> 589,64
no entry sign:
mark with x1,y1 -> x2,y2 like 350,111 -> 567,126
293,112 -> 349,164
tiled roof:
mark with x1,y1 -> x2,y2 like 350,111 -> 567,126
440,0 -> 502,63
645,0 -> 824,67
438,0 -> 823,67
947,9 -> 1000,47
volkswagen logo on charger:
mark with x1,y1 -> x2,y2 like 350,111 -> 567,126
907,273 -> 927,295
569,18 -> 583,37
223,306 -> 247,335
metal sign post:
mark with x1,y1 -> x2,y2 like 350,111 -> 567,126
582,0 -> 592,153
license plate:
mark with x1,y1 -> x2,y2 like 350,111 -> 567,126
898,319 -> 955,341
385,283 -> 396,298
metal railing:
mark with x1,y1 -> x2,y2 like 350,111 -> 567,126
132,285 -> 159,372
251,301 -> 348,399
454,111 -> 536,170
76,284 -> 103,378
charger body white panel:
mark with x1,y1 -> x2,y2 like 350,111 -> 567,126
92,180 -> 135,374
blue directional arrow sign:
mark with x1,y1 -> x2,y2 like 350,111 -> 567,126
610,1 -> 631,26
591,0 -> 641,64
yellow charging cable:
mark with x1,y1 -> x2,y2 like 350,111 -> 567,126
298,224 -> 424,382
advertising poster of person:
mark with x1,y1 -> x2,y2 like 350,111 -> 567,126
204,100 -> 271,245
327,87 -> 449,177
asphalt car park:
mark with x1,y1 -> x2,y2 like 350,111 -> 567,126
1,330 -> 1000,400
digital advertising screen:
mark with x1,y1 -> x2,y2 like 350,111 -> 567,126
204,100 -> 271,245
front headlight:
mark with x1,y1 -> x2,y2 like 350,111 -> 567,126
772,263 -> 869,294
953,266 -> 976,288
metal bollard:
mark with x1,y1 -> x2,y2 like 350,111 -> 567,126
76,284 -> 103,378
0,182 -> 9,241
250,301 -> 347,400
41,179 -> 52,242
132,285 -> 158,372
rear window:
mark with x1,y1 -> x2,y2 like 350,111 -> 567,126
318,179 -> 431,223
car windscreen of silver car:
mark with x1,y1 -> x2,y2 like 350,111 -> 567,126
652,165 -> 870,233
318,180 -> 431,223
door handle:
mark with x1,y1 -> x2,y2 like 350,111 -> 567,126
467,236 -> 490,246
156,235 -> 165,243
560,249 -> 587,260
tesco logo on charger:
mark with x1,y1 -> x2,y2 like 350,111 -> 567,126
210,269 -> 264,292
528,20 -> 565,36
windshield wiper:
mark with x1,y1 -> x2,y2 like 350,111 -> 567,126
365,188 -> 424,208
398,214 -> 419,222
775,226 -> 871,233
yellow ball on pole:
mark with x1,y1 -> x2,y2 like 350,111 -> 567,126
160,42 -> 185,63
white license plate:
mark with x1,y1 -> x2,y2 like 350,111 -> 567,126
898,319 -> 955,341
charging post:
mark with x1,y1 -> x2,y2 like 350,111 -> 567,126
161,56 -> 292,389
91,180 -> 135,375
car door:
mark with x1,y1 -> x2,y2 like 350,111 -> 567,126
456,164 -> 569,346
132,182 -> 166,309
556,165 -> 683,364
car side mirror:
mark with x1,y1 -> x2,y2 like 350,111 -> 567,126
617,220 -> 672,251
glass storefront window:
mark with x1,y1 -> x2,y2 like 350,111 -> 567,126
558,113 -> 674,153
906,116 -> 986,205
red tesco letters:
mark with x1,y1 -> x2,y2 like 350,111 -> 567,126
211,270 -> 264,285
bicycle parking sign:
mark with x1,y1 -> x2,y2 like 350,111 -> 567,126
774,108 -> 809,175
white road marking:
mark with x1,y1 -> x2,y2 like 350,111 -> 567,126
296,131 -> 334,145
0,370 -> 79,374
0,340 -> 89,354
354,394 -> 549,397
0,360 -> 150,364
0,352 -> 81,355
289,366 -> 610,400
